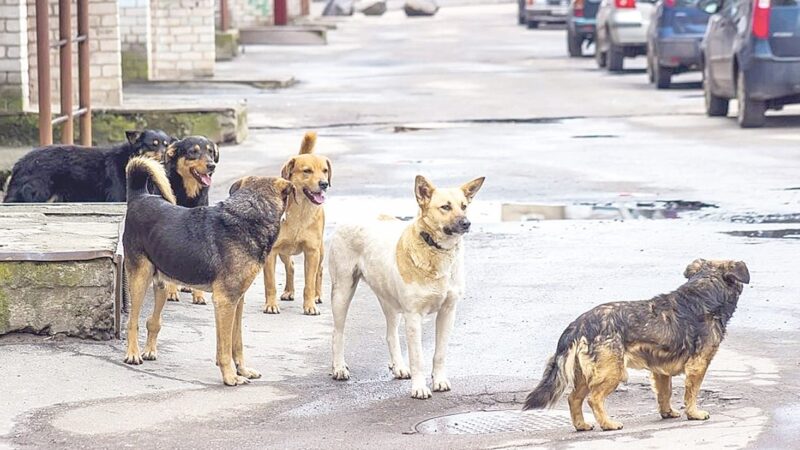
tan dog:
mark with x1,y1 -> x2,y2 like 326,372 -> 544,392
263,132 -> 331,315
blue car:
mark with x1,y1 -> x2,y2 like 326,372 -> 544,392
700,0 -> 800,127
567,0 -> 601,57
646,0 -> 711,88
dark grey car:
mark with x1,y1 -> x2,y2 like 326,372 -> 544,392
700,0 -> 800,127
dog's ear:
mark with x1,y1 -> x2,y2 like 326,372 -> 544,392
683,259 -> 706,279
125,131 -> 142,145
281,158 -> 295,180
274,178 -> 294,203
325,158 -> 332,186
229,176 -> 250,196
461,177 -> 485,203
415,175 -> 435,208
212,143 -> 220,163
725,261 -> 750,284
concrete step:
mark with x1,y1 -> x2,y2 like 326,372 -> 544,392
239,25 -> 327,46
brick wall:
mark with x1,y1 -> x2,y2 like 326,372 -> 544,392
25,0 -> 122,109
119,0 -> 149,80
150,0 -> 214,80
217,0 -> 272,28
0,0 -> 29,111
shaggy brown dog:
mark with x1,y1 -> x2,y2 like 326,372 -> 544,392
524,259 -> 750,431
263,132 -> 331,315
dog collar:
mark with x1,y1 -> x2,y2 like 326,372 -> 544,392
420,231 -> 446,251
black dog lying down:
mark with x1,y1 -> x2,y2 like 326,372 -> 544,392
525,259 -> 749,432
3,130 -> 172,203
123,157 -> 293,386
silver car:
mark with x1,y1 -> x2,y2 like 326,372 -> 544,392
523,0 -> 570,28
595,0 -> 656,71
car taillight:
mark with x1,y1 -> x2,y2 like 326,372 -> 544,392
615,0 -> 636,8
664,0 -> 676,7
752,0 -> 770,39
527,0 -> 534,5
574,0 -> 585,16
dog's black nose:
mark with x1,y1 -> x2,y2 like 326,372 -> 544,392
456,217 -> 471,233
319,180 -> 329,191
207,162 -> 216,173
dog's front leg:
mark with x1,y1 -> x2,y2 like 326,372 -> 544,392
263,251 -> 280,314
302,248 -> 322,315
213,294 -> 248,386
123,262 -> 153,365
403,312 -> 431,399
165,282 -> 180,302
191,289 -> 206,305
684,350 -> 716,420
279,253 -> 295,301
432,301 -> 456,392
233,296 -> 261,380
142,281 -> 168,361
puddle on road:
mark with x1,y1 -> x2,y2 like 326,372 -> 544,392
571,134 -> 619,139
724,229 -> 800,240
501,200 -> 716,222
730,213 -> 800,224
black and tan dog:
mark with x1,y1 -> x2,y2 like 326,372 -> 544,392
4,130 -> 172,203
123,157 -> 292,386
524,259 -> 750,431
156,136 -> 220,305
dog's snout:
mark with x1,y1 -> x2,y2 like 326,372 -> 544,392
207,161 -> 216,173
457,217 -> 471,232
319,180 -> 329,191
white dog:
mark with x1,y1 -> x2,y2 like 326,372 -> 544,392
328,175 -> 485,399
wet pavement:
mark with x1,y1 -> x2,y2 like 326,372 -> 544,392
2,3 -> 800,449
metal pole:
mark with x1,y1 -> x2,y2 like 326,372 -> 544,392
77,0 -> 91,145
59,0 -> 73,144
220,0 -> 230,32
35,0 -> 52,146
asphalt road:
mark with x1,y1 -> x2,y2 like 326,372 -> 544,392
2,3 -> 800,449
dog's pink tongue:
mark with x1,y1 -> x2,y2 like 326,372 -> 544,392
199,173 -> 212,187
312,191 -> 325,204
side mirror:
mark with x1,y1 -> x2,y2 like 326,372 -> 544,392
697,0 -> 721,14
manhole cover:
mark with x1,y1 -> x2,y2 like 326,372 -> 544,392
415,409 -> 571,435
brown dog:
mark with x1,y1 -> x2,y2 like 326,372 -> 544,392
263,132 -> 331,315
524,259 -> 750,431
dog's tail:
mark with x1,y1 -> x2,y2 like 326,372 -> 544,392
299,131 -> 317,154
126,157 -> 176,205
523,331 -> 584,410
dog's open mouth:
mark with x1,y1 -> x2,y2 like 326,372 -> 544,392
190,168 -> 213,187
303,188 -> 326,205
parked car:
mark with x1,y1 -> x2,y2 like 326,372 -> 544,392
700,0 -> 800,127
595,0 -> 657,71
567,0 -> 602,56
646,0 -> 711,88
522,0 -> 570,28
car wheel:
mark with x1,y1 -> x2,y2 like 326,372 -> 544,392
608,45 -> 624,72
595,48 -> 607,68
655,65 -> 672,89
703,62 -> 729,117
737,68 -> 766,128
567,30 -> 582,57
527,20 -> 539,29
518,0 -> 525,25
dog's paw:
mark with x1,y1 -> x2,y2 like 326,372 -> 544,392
389,364 -> 411,379
332,365 -> 350,381
660,408 -> 681,419
315,297 -> 323,304
303,305 -> 321,316
191,294 -> 206,305
264,304 -> 280,314
574,422 -> 594,432
123,353 -> 143,365
432,377 -> 451,392
141,349 -> 157,361
223,374 -> 251,386
280,292 -> 294,301
686,409 -> 710,421
166,291 -> 180,302
237,366 -> 262,379
411,384 -> 432,400
599,420 -> 623,431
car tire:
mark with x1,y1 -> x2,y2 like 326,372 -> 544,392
567,30 -> 582,57
737,68 -> 766,128
518,0 -> 525,25
655,65 -> 672,89
608,45 -> 624,72
527,20 -> 539,29
703,62 -> 729,117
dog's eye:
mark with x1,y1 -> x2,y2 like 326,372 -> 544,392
304,168 -> 313,174
440,204 -> 452,211
163,141 -> 167,146
461,203 -> 467,211
323,168 -> 328,173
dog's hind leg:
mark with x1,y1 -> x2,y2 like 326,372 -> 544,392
380,303 -> 409,379
404,312 -> 431,399
233,296 -> 261,380
314,245 -> 324,304
568,368 -> 594,431
263,251 -> 281,314
123,259 -> 153,365
302,248 -> 322,315
142,280 -> 168,361
432,300 -> 456,392
652,373 -> 680,418
191,289 -> 206,305
330,262 -> 359,381
213,293 -> 248,386
684,349 -> 717,420
165,282 -> 180,302
585,346 -> 625,430
279,254 -> 295,301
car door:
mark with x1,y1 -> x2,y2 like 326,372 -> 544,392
710,0 -> 743,94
